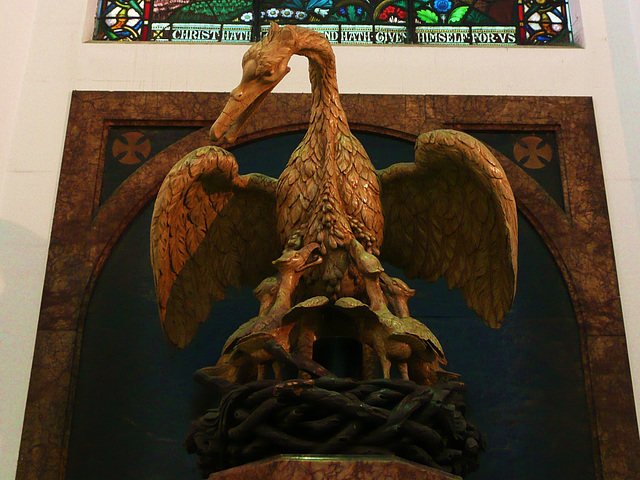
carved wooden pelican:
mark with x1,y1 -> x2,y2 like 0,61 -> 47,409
210,23 -> 385,307
151,24 -> 518,381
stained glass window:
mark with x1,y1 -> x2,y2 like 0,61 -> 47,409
93,0 -> 573,45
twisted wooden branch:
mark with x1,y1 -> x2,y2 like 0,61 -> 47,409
186,377 -> 483,477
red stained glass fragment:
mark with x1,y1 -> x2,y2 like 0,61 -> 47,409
485,0 -> 516,24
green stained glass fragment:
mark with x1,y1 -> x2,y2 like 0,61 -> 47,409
464,8 -> 493,26
448,6 -> 468,24
417,8 -> 438,23
169,0 -> 252,23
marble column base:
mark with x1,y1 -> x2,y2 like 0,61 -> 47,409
208,455 -> 461,480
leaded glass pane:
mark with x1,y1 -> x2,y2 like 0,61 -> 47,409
258,0 -> 331,24
255,0 -> 410,44
93,0 -> 572,45
414,1 -> 521,45
521,0 -> 570,44
150,0 -> 254,41
95,0 -> 149,40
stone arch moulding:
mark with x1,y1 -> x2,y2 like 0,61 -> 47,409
16,91 -> 640,480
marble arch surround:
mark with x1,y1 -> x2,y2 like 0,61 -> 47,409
16,91 -> 640,480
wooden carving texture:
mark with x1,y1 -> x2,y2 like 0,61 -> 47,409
151,146 -> 280,348
150,24 -> 518,385
380,130 -> 518,328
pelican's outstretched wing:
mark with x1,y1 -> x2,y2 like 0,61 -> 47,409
151,146 -> 280,348
378,130 -> 518,328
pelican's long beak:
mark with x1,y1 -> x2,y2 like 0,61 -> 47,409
209,83 -> 275,146
210,63 -> 291,146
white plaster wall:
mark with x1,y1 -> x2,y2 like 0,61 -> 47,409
1,1 -> 639,479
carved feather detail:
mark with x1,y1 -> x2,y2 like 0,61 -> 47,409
151,146 -> 280,348
151,26 -> 518,388
378,130 -> 518,328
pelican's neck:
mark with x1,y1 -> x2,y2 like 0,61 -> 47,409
295,31 -> 350,140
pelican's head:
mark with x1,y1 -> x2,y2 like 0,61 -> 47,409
210,23 -> 296,145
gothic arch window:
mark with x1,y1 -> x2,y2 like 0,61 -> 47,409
93,0 -> 572,45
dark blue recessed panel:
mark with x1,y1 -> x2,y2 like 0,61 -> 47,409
66,131 -> 593,480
